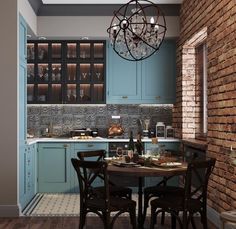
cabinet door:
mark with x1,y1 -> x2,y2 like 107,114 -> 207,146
107,44 -> 141,104
141,40 -> 176,104
38,143 -> 72,193
72,143 -> 108,192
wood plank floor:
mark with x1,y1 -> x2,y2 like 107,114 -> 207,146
0,216 -> 217,229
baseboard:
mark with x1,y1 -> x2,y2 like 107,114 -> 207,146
208,207 -> 236,229
0,205 -> 20,217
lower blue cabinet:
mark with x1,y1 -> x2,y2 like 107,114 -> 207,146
19,143 -> 36,209
37,142 -> 108,193
37,143 -> 72,193
72,142 -> 109,192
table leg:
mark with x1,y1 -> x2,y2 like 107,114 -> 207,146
138,177 -> 143,229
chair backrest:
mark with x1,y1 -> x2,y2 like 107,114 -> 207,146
184,157 -> 216,208
71,158 -> 110,207
77,150 -> 106,162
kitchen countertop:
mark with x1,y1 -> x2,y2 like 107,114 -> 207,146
27,137 -> 181,145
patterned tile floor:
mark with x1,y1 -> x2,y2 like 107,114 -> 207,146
24,193 -> 145,217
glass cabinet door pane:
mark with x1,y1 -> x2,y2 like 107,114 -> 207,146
51,84 -> 62,103
67,84 -> 77,102
27,64 -> 35,82
38,43 -> 48,61
27,43 -> 35,60
93,63 -> 104,82
67,64 -> 77,81
67,43 -> 77,58
80,64 -> 91,81
52,64 -> 61,81
38,64 -> 49,82
79,84 -> 91,102
37,84 -> 48,102
27,84 -> 34,102
94,43 -> 104,59
80,43 -> 90,59
52,43 -> 62,59
93,84 -> 104,102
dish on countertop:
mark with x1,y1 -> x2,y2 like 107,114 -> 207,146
156,162 -> 182,168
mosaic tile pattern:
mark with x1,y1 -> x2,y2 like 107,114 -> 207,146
27,105 -> 172,138
26,193 -> 149,216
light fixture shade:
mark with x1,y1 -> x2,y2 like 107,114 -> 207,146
107,0 -> 167,61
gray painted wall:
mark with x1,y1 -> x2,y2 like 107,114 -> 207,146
0,0 -> 18,216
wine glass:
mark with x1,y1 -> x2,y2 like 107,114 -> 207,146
80,89 -> 84,100
81,72 -> 87,80
96,72 -> 101,80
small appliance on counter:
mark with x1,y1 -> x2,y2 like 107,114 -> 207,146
166,126 -> 174,138
108,115 -> 124,138
70,128 -> 98,139
156,122 -> 165,138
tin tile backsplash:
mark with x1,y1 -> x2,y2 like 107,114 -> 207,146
27,105 -> 172,138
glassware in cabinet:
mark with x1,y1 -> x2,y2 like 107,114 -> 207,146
50,84 -> 62,103
94,43 -> 104,59
80,63 -> 91,81
93,84 -> 104,102
93,63 -> 104,82
38,43 -> 48,61
67,43 -> 77,59
66,64 -> 77,81
37,64 -> 49,82
27,84 -> 34,102
37,84 -> 48,102
27,43 -> 35,61
51,63 -> 61,82
79,84 -> 91,102
80,43 -> 91,59
51,43 -> 62,59
27,64 -> 35,82
66,84 -> 77,103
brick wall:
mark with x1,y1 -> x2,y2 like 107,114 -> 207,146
173,0 -> 236,212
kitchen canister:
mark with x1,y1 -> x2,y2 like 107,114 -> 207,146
166,126 -> 174,138
156,122 -> 165,138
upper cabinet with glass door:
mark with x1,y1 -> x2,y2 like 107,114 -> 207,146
27,40 -> 106,104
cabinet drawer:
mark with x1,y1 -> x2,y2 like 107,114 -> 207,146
74,143 -> 108,151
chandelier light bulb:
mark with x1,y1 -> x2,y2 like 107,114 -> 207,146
150,17 -> 155,24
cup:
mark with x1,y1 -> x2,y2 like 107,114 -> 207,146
128,150 -> 134,159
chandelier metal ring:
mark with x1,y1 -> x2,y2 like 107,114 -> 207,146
107,0 -> 167,61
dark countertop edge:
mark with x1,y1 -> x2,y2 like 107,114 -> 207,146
182,138 -> 207,151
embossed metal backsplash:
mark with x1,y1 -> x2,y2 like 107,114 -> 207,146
27,105 -> 172,138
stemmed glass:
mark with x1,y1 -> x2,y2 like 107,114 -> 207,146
80,89 -> 84,100
95,72 -> 101,80
81,72 -> 87,80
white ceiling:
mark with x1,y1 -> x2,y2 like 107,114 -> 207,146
42,0 -> 182,4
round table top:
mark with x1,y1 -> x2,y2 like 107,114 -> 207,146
107,164 -> 187,177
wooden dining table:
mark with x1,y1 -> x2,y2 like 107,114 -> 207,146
107,163 -> 187,229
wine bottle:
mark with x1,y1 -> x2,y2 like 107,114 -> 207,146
128,131 -> 135,151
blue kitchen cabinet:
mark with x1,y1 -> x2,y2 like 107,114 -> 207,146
106,43 -> 142,104
141,40 -> 176,104
19,14 -> 29,210
37,143 -> 72,193
144,142 -> 180,187
19,143 -> 36,209
107,40 -> 176,104
72,142 -> 109,192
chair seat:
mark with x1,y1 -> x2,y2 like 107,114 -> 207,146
151,196 -> 203,213
94,185 -> 132,198
144,185 -> 184,196
87,197 -> 136,212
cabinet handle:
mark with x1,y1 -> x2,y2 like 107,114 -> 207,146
63,144 -> 68,148
87,144 -> 94,147
122,96 -> 128,99
155,96 -> 161,99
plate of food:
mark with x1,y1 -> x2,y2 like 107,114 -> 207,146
111,161 -> 141,167
157,162 -> 182,168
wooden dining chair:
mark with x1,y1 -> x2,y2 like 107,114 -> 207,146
71,158 -> 137,229
77,150 -> 132,199
149,157 -> 216,229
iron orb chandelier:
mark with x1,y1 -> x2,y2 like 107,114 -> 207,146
107,0 -> 167,61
